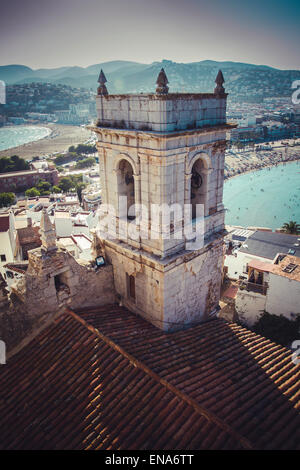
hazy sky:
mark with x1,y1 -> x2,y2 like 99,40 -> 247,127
1,0 -> 299,69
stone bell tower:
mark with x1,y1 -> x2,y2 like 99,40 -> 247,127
91,68 -> 235,330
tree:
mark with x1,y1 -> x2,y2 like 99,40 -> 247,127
75,157 -> 96,169
72,144 -> 96,155
0,155 -> 29,173
0,192 -> 16,208
36,181 -> 52,195
54,152 -> 78,166
52,185 -> 61,194
76,182 -> 86,203
25,187 -> 40,198
58,177 -> 75,192
281,221 -> 300,235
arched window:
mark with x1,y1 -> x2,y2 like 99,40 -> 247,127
190,158 -> 206,219
117,159 -> 135,220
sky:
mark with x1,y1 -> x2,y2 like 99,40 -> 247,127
0,0 -> 299,70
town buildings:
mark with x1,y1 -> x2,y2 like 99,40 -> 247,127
0,168 -> 59,192
224,229 -> 300,280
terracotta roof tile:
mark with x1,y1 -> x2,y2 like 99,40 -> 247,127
76,304 -> 300,450
0,310 -> 250,450
1,303 -> 299,450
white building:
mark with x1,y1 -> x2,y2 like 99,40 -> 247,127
224,230 -> 300,280
0,212 -> 16,277
57,234 -> 92,261
236,255 -> 300,327
54,211 -> 73,237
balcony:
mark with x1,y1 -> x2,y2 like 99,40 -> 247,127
239,280 -> 268,296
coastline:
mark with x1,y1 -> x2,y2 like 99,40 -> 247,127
224,145 -> 300,182
0,124 -> 52,152
0,123 -> 93,160
223,158 -> 300,230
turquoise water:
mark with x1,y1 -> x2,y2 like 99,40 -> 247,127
0,126 -> 51,151
223,160 -> 300,229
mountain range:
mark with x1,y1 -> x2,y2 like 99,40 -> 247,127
1,59 -> 299,102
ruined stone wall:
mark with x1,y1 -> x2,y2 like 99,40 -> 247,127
0,247 -> 116,353
22,247 -> 116,316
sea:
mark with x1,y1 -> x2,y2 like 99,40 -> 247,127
223,160 -> 300,230
0,125 -> 51,151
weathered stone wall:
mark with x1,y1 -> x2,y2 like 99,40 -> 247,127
21,247 -> 116,316
0,247 -> 116,353
95,126 -> 227,258
163,240 -> 224,327
104,236 -> 224,331
235,290 -> 266,327
96,94 -> 227,132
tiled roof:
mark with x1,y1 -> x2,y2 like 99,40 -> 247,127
17,226 -> 41,245
0,311 -> 247,450
0,306 -> 299,450
77,305 -> 300,450
4,262 -> 28,274
271,255 -> 300,282
16,226 -> 42,259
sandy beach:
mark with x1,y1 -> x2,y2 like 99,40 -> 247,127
224,142 -> 300,180
0,123 -> 93,160
0,124 -> 299,179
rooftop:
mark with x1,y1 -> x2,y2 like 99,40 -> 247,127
16,226 -> 41,247
272,255 -> 300,282
239,231 -> 300,260
1,305 -> 299,450
0,169 -> 55,178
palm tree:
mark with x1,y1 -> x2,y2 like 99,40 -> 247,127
281,221 -> 300,234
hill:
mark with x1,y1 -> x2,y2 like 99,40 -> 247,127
1,59 -> 299,102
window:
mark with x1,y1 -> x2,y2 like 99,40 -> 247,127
117,159 -> 135,220
0,254 -> 6,262
127,274 -> 136,301
190,158 -> 206,219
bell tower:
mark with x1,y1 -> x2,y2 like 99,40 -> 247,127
92,68 -> 235,330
